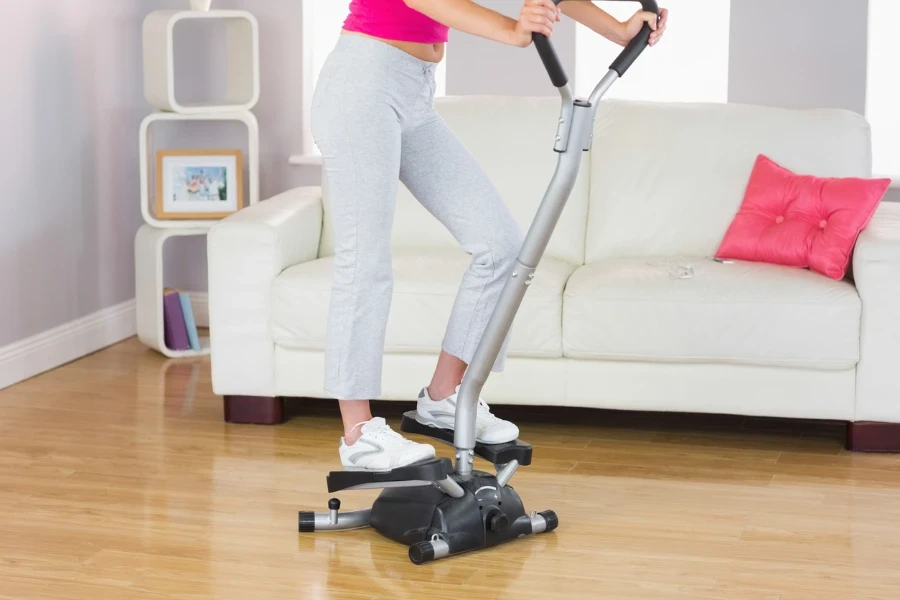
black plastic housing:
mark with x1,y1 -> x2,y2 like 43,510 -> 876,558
370,471 -> 537,557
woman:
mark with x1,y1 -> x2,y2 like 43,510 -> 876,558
311,0 -> 668,471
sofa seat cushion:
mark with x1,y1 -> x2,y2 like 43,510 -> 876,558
272,250 -> 577,358
562,258 -> 860,370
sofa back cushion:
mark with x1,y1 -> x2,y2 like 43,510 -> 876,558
585,100 -> 874,262
319,96 -> 591,265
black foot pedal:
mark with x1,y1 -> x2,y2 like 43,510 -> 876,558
326,457 -> 453,494
400,411 -> 533,466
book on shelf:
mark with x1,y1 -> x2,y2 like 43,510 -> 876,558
163,288 -> 201,352
178,291 -> 202,351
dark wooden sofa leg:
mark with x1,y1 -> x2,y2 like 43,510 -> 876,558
846,422 -> 900,453
224,396 -> 285,425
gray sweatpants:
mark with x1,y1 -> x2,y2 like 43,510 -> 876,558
311,34 -> 523,400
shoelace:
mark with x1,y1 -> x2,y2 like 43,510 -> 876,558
477,399 -> 500,422
365,423 -> 415,445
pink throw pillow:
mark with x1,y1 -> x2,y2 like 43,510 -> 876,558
716,155 -> 891,280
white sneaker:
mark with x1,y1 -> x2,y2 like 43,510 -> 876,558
416,386 -> 520,445
339,417 -> 435,471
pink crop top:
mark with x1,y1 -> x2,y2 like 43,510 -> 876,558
343,0 -> 450,44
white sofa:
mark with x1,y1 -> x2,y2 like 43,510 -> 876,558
208,97 -> 900,451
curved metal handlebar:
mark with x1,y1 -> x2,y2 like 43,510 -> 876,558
532,0 -> 660,88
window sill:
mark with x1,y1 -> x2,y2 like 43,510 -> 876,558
877,175 -> 900,189
289,153 -> 323,167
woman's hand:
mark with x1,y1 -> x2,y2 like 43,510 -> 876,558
619,7 -> 668,47
510,0 -> 562,48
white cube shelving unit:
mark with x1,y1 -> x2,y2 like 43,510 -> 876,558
137,8 -> 261,358
136,225 -> 212,358
142,9 -> 260,113
140,110 -> 260,229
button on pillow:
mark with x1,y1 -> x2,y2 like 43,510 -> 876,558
716,154 -> 891,280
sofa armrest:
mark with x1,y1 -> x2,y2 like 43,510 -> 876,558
207,186 -> 323,396
852,201 -> 900,423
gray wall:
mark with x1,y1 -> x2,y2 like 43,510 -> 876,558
446,0 -> 576,96
728,0 -> 869,114
0,1 -> 149,347
0,0 -> 316,347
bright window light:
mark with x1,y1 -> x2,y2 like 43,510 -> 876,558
867,0 -> 900,178
575,0 -> 730,103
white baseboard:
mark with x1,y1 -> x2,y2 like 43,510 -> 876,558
0,299 -> 137,391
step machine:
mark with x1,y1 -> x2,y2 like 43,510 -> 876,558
298,0 -> 659,564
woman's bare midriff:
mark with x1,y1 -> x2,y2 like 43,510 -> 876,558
341,30 -> 445,63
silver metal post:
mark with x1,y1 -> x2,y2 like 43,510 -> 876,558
584,69 -> 620,151
553,84 -> 576,152
433,476 -> 466,498
311,508 -> 372,532
529,511 -> 548,534
454,87 -> 594,475
430,537 -> 451,560
495,460 -> 519,487
588,69 -> 620,107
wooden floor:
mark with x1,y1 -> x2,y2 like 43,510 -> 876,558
1,338 -> 899,599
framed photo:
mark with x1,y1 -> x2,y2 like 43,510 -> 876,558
156,149 -> 244,220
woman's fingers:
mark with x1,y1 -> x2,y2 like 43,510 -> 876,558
529,3 -> 558,24
515,0 -> 558,43
532,0 -> 559,15
637,10 -> 658,30
522,1 -> 556,37
528,0 -> 558,32
648,8 -> 668,45
528,15 -> 554,37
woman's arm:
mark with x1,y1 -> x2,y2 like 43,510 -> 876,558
560,2 -> 668,47
404,0 -> 561,48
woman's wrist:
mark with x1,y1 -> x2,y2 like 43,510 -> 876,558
612,21 -> 630,46
499,17 -> 524,47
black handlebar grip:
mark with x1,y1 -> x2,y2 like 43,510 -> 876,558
533,0 -> 659,86
532,0 -> 568,88
609,21 -> 653,77
609,0 -> 660,77
532,33 -> 568,88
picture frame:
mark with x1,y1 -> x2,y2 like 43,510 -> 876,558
156,149 -> 244,220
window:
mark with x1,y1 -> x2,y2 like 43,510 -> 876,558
867,0 -> 899,178
300,1 -> 447,158
574,0 -> 730,102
